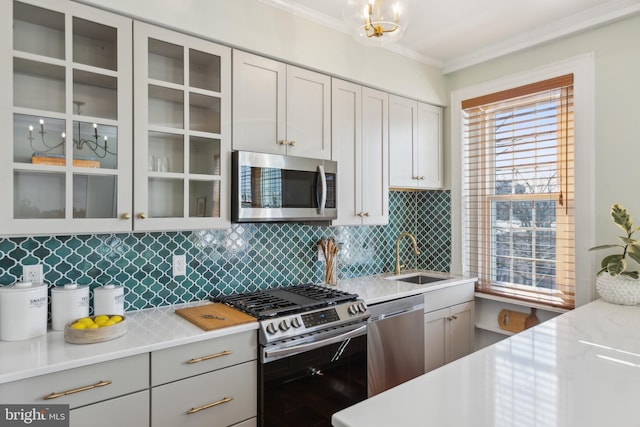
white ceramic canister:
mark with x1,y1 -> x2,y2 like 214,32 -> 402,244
93,284 -> 124,315
51,284 -> 90,331
0,281 -> 48,341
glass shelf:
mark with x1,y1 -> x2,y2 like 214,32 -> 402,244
73,17 -> 117,71
13,1 -> 65,60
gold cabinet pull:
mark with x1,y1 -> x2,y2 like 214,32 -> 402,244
364,212 -> 370,217
121,213 -> 131,220
187,396 -> 233,414
447,315 -> 458,321
288,140 -> 296,146
186,350 -> 232,364
44,380 -> 112,400
137,213 -> 146,219
278,139 -> 287,145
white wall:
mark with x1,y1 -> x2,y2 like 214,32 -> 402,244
446,14 -> 640,305
76,0 -> 447,105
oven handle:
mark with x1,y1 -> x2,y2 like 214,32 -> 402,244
316,164 -> 327,215
264,324 -> 366,362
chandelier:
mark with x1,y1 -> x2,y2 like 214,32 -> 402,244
343,0 -> 414,46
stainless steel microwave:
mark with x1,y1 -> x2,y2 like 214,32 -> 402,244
231,151 -> 337,223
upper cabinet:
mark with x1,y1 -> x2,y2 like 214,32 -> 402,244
1,0 -> 133,236
389,95 -> 443,189
332,79 -> 388,226
233,50 -> 331,159
132,22 -> 231,231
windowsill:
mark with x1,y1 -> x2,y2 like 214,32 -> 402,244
474,291 -> 571,314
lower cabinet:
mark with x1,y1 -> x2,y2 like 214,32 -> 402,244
71,390 -> 150,427
424,301 -> 475,372
423,282 -> 475,372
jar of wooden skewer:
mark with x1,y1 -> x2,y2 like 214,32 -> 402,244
319,237 -> 339,285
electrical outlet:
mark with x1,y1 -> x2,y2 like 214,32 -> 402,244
23,264 -> 43,283
173,254 -> 186,277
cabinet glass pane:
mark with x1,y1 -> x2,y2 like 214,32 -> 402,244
73,17 -> 117,71
149,85 -> 184,129
149,178 -> 183,218
189,181 -> 220,218
189,136 -> 220,175
73,70 -> 117,120
148,132 -> 183,173
14,171 -> 65,219
73,174 -> 116,218
148,38 -> 183,85
13,1 -> 65,60
72,121 -> 117,170
14,114 -> 65,164
189,93 -> 220,133
189,49 -> 221,92
14,58 -> 65,112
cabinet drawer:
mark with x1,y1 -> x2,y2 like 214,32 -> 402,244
424,282 -> 475,313
70,390 -> 149,427
152,360 -> 257,427
231,418 -> 257,427
0,354 -> 148,409
151,330 -> 257,386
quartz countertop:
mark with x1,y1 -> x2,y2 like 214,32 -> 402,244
334,270 -> 476,305
332,298 -> 640,427
0,301 -> 258,385
0,270 -> 473,386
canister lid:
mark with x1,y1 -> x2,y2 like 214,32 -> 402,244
51,283 -> 88,294
0,281 -> 46,292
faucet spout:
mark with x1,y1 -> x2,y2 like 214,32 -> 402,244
395,232 -> 420,275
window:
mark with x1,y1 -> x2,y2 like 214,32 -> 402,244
462,75 -> 575,309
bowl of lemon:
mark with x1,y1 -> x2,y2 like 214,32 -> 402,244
64,314 -> 127,344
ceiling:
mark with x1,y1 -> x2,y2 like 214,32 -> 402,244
258,0 -> 640,73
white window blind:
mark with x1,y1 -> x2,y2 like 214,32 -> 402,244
462,74 -> 575,309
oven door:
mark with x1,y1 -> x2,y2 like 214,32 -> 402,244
259,324 -> 367,427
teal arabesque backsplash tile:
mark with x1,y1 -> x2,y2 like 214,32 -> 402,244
0,191 -> 450,313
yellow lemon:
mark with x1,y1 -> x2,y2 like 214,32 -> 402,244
94,315 -> 110,324
94,318 -> 108,326
77,317 -> 94,325
70,322 -> 86,329
101,320 -> 116,327
87,323 -> 99,329
110,315 -> 123,323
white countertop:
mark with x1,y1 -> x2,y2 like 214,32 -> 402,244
333,298 -> 640,427
0,270 -> 473,385
0,301 -> 258,385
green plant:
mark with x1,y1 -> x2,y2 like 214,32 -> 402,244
590,204 -> 640,278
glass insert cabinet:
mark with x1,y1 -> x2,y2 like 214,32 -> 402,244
1,0 -> 231,235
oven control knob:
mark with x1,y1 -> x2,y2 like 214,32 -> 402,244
291,317 -> 302,328
279,319 -> 290,331
348,304 -> 358,315
266,323 -> 277,335
358,302 -> 367,313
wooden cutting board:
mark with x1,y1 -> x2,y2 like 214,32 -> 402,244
175,303 -> 256,331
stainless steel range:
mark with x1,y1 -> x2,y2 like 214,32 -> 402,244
216,284 -> 369,427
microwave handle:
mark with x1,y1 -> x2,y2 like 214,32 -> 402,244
317,164 -> 327,215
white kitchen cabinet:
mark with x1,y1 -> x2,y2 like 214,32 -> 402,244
133,22 -> 231,231
70,390 -> 149,427
332,79 -> 388,225
389,95 -> 443,189
1,0 -> 133,236
150,330 -> 257,427
423,281 -> 475,372
233,50 -> 331,159
0,354 -> 149,422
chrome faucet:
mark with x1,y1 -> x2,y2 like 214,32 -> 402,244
395,232 -> 420,275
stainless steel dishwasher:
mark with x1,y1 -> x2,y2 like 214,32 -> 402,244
367,294 -> 425,396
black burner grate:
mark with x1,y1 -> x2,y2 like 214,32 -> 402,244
215,284 -> 357,319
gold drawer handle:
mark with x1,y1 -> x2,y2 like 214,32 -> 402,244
44,380 -> 112,400
187,350 -> 232,364
187,396 -> 233,414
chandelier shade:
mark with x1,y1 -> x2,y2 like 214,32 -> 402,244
343,0 -> 414,46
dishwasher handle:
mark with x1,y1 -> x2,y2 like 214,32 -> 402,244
368,303 -> 423,322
